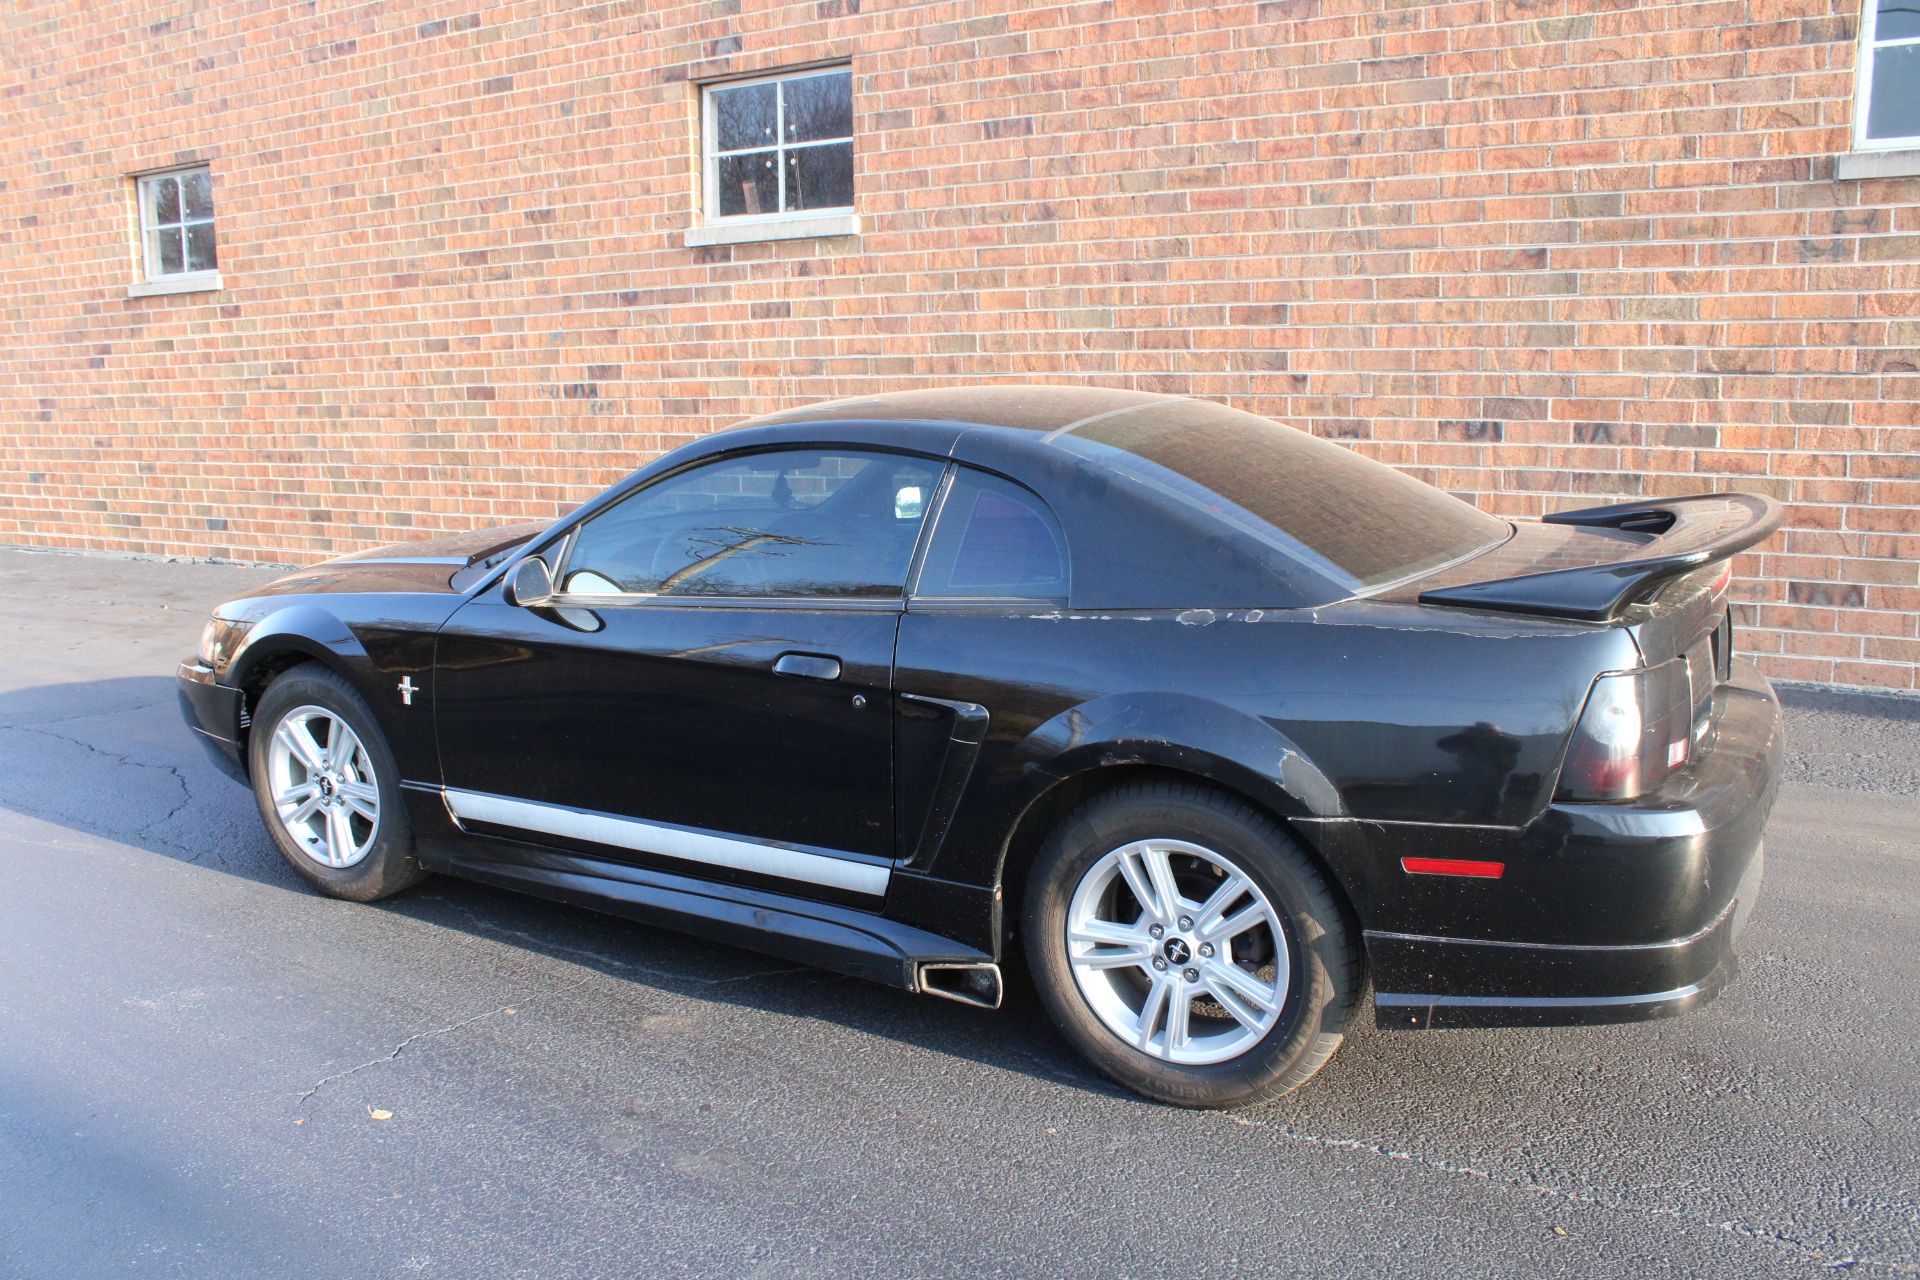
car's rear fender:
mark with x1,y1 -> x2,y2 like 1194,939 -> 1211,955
956,692 -> 1346,914
1265,599 -> 1643,827
1016,691 -> 1346,822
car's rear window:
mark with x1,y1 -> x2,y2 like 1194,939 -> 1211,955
1055,398 -> 1509,592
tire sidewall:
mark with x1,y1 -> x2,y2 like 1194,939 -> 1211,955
248,664 -> 420,902
1024,787 -> 1347,1107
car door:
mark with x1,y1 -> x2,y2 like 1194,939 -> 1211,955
434,446 -> 945,902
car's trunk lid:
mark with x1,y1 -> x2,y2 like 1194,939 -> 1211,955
1397,494 -> 1779,761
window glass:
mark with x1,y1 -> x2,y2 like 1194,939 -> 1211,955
785,143 -> 854,212
1877,0 -> 1920,42
1867,45 -> 1920,141
150,175 -> 180,224
137,167 -> 217,279
783,70 -> 853,142
562,450 -> 940,600
711,80 -> 777,151
181,168 -> 214,219
706,67 -> 853,220
916,470 -> 1068,601
186,223 -> 218,272
716,152 -> 778,217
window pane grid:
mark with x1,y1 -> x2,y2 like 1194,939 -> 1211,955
711,136 -> 852,159
136,168 -> 217,278
704,68 -> 853,221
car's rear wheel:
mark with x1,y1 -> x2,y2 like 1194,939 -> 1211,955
248,663 -> 425,902
1023,781 -> 1360,1107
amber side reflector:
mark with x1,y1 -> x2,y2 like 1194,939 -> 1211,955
1401,857 -> 1506,879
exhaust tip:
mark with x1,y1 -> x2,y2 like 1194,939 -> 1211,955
918,961 -> 1003,1010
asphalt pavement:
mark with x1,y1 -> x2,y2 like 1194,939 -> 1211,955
0,546 -> 1914,1279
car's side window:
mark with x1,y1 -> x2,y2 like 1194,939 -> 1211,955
560,449 -> 942,600
914,469 -> 1068,602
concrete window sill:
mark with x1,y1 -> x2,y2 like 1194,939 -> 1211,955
1835,150 -> 1920,180
683,214 -> 859,248
128,272 -> 223,298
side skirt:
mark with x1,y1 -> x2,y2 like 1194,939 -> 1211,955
404,799 -> 989,992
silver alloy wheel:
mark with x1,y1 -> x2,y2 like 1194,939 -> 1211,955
1065,838 -> 1290,1065
265,704 -> 380,869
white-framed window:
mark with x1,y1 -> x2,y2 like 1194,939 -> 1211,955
700,65 -> 853,225
1856,0 -> 1920,150
135,166 -> 219,282
129,165 -> 222,296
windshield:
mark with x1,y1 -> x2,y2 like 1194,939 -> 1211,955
1052,398 -> 1509,593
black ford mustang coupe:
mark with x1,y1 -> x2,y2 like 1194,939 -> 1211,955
178,387 -> 1783,1107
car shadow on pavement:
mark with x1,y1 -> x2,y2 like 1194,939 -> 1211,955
0,674 -> 1119,1098
0,675 -> 313,893
0,673 -> 1826,1123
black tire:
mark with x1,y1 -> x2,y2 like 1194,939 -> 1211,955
247,662 -> 426,902
1022,780 -> 1361,1107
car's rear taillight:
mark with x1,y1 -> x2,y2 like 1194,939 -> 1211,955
1557,658 -> 1695,802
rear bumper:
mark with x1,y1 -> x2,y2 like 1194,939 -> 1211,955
1371,842 -> 1762,1028
176,659 -> 249,784
1312,662 -> 1782,1028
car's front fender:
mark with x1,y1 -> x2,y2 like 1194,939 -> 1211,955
218,599 -> 450,782
226,603 -> 374,693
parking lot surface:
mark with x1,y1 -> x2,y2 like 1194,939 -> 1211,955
0,547 -> 1914,1279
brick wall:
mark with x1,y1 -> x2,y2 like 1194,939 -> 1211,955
1,0 -> 1916,690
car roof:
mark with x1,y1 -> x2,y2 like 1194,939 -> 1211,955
627,386 -> 1500,612
696,387 -> 1352,611
736,385 -> 1178,445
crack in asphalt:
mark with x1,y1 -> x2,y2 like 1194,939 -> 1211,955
294,976 -> 597,1109
0,696 -> 175,732
2,720 -> 208,856
291,928 -> 825,1113
1210,1112 -> 1920,1275
287,901 -> 837,1110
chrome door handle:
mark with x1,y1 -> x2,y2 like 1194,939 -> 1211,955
773,653 -> 842,681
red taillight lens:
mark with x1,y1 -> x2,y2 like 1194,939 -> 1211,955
1557,659 -> 1692,801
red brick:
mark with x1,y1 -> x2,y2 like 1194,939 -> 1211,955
0,0 -> 1913,692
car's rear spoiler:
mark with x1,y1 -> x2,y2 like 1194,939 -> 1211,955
1418,493 -> 1782,622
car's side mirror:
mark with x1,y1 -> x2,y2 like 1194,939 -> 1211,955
503,555 -> 554,607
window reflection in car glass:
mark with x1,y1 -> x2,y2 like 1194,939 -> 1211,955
563,451 -> 940,600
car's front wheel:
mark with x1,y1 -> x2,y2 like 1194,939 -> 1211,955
248,662 -> 425,902
1023,781 -> 1360,1107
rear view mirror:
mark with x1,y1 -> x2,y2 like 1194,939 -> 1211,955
894,485 -> 926,520
503,555 -> 553,607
